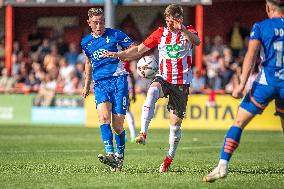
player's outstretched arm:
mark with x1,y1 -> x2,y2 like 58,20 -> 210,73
232,39 -> 260,98
82,56 -> 92,99
104,43 -> 150,61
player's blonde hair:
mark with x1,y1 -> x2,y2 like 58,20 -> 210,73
267,0 -> 284,12
88,8 -> 104,18
164,4 -> 183,19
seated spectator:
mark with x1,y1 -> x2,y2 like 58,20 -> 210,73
56,75 -> 65,93
31,62 -> 45,81
34,73 -> 57,106
38,38 -> 51,64
63,72 -> 82,94
23,72 -> 41,93
219,48 -> 235,90
211,35 -> 226,56
191,68 -> 206,94
203,36 -> 212,55
59,57 -> 75,81
226,65 -> 242,94
0,68 -> 16,92
64,42 -> 79,67
203,50 -> 222,90
12,53 -> 20,76
43,44 -> 60,73
15,61 -> 30,83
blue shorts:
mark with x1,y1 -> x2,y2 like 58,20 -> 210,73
94,75 -> 129,115
240,82 -> 284,119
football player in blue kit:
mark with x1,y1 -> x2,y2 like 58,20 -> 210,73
203,0 -> 284,182
81,8 -> 134,172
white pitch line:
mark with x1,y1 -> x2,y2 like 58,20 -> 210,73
178,146 -> 220,150
0,146 -> 220,154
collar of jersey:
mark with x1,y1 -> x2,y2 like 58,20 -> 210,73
91,32 -> 102,38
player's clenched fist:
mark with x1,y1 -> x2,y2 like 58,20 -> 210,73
232,84 -> 245,99
82,86 -> 90,98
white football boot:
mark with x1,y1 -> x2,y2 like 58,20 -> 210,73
203,164 -> 228,182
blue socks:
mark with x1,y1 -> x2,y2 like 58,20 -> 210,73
100,124 -> 125,156
100,124 -> 114,154
220,126 -> 243,161
115,130 -> 126,156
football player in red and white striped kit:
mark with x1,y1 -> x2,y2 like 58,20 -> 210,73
105,4 -> 200,172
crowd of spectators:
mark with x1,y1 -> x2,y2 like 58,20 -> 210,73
191,20 -> 256,96
0,22 -> 257,101
0,31 -> 86,105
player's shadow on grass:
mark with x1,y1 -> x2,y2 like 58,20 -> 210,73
229,167 -> 284,175
123,166 -> 160,174
123,166 -> 207,174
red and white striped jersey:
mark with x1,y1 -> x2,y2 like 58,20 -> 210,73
143,26 -> 197,84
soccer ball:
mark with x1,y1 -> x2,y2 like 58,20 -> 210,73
137,55 -> 159,79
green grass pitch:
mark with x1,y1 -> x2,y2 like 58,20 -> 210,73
0,126 -> 283,189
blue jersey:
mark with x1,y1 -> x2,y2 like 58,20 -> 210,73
250,18 -> 284,88
81,28 -> 133,81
